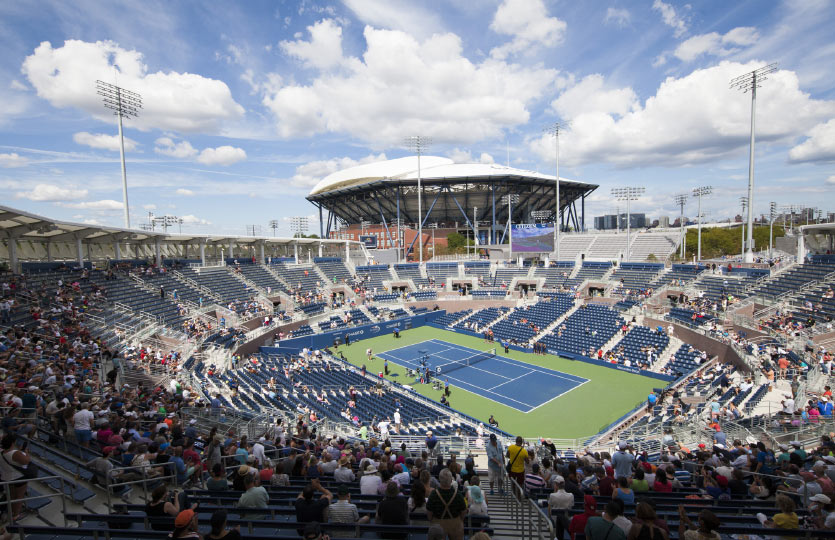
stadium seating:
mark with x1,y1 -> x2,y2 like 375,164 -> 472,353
610,262 -> 663,293
748,263 -> 835,299
463,260 -> 491,278
315,257 -> 353,284
491,293 -> 574,344
394,263 -> 430,287
354,264 -> 394,290
425,262 -> 459,285
610,325 -> 669,367
453,306 -> 509,331
180,267 -> 252,302
238,264 -> 289,294
275,264 -> 322,294
564,261 -> 612,289
492,267 -> 527,287
651,264 -> 706,286
538,303 -> 623,356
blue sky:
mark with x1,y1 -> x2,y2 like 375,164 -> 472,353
1,0 -> 833,235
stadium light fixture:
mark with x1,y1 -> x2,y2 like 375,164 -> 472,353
730,63 -> 777,263
96,80 -> 142,229
404,135 -> 432,263
611,186 -> 644,261
502,194 -> 520,261
674,194 -> 687,258
544,121 -> 569,261
152,215 -> 182,233
739,196 -> 748,257
472,206 -> 478,258
269,220 -> 279,237
692,186 -> 713,262
769,202 -> 777,258
290,216 -> 309,238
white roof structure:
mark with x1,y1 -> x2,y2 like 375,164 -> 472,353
309,156 -> 566,196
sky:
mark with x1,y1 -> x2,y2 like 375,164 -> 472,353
0,0 -> 833,236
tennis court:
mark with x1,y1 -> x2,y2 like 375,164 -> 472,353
377,338 -> 588,412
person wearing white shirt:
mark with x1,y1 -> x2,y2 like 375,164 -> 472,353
393,410 -> 401,432
252,439 -> 267,467
72,403 -> 95,446
359,465 -> 382,495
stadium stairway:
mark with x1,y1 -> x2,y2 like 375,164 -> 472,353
651,334 -> 684,373
530,299 -> 582,344
477,477 -> 519,540
228,266 -> 268,296
262,264 -> 293,291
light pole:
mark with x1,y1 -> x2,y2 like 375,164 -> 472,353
503,194 -> 519,262
769,202 -> 777,258
404,136 -> 432,264
674,194 -> 687,259
473,206 -> 478,258
269,220 -> 279,237
611,187 -> 644,261
692,186 -> 713,262
739,196 -> 748,258
731,63 -> 778,263
544,121 -> 568,261
97,80 -> 142,229
290,216 -> 309,238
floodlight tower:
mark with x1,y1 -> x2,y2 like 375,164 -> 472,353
769,202 -> 777,258
674,194 -> 687,258
269,220 -> 279,237
96,80 -> 142,229
692,186 -> 713,262
730,63 -> 778,263
290,216 -> 308,238
503,194 -> 520,261
544,121 -> 569,261
739,196 -> 749,257
404,136 -> 432,264
611,187 -> 644,261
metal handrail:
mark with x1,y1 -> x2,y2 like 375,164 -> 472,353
2,474 -> 69,527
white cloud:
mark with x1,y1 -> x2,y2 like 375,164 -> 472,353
73,131 -> 138,152
180,214 -> 211,225
342,0 -> 444,40
82,218 -> 103,225
652,0 -> 687,38
826,176 -> 835,185
604,7 -> 631,27
22,40 -> 244,133
489,0 -> 567,59
154,137 -> 198,158
0,152 -> 29,168
531,61 -> 835,167
142,204 -> 157,210
280,19 -> 344,70
447,149 -> 495,164
551,74 -> 637,118
264,26 -> 557,146
61,199 -> 124,211
16,183 -> 88,201
196,146 -> 247,166
674,27 -> 759,62
789,118 -> 835,163
175,188 -> 195,196
292,153 -> 387,187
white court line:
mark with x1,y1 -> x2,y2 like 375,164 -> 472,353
436,340 -> 589,384
525,378 -> 591,413
487,370 -> 533,391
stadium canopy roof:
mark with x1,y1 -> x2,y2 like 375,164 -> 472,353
307,156 -> 598,239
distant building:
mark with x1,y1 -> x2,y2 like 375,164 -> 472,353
658,216 -> 670,228
594,213 -> 647,230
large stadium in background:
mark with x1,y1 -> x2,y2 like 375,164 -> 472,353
306,156 -> 597,251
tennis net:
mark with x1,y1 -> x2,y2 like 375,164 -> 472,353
435,348 -> 496,376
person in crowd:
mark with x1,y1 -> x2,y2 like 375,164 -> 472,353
329,483 -> 371,527
205,509 -> 242,540
295,478 -> 333,534
584,501 -> 627,540
486,434 -> 504,495
0,434 -> 32,521
426,469 -> 468,540
237,472 -> 269,519
145,485 -> 195,531
569,495 -> 599,540
677,507 -> 721,540
506,436 -> 529,498
376,481 -> 409,538
627,501 -> 669,540
170,509 -> 202,539
760,494 -> 799,533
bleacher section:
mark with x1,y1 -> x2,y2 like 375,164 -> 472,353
695,273 -> 761,302
394,263 -> 430,287
748,263 -> 835,299
629,232 -> 678,261
586,234 -> 627,258
667,343 -> 705,377
534,262 -> 574,289
276,264 -> 322,294
453,306 -> 509,330
315,257 -> 353,284
355,264 -> 393,290
610,262 -> 663,293
472,288 -> 507,298
491,294 -> 574,344
180,267 -> 252,302
564,261 -> 611,289
652,264 -> 705,287
493,267 -> 527,287
463,260 -> 491,278
557,235 -> 594,259
538,303 -> 623,356
425,262 -> 459,285
102,276 -> 187,327
611,326 -> 669,368
238,264 -> 288,294
136,270 -> 205,305
667,307 -> 714,327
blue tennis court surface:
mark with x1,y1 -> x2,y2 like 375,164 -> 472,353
377,339 -> 588,412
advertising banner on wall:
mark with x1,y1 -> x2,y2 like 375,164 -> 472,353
511,224 -> 554,252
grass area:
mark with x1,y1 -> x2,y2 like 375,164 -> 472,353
333,325 -> 660,440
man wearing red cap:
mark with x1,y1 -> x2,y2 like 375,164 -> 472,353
171,509 -> 200,539
568,495 -> 599,540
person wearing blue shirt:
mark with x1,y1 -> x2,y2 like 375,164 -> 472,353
819,397 -> 833,416
169,449 -> 187,485
425,431 -> 438,453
